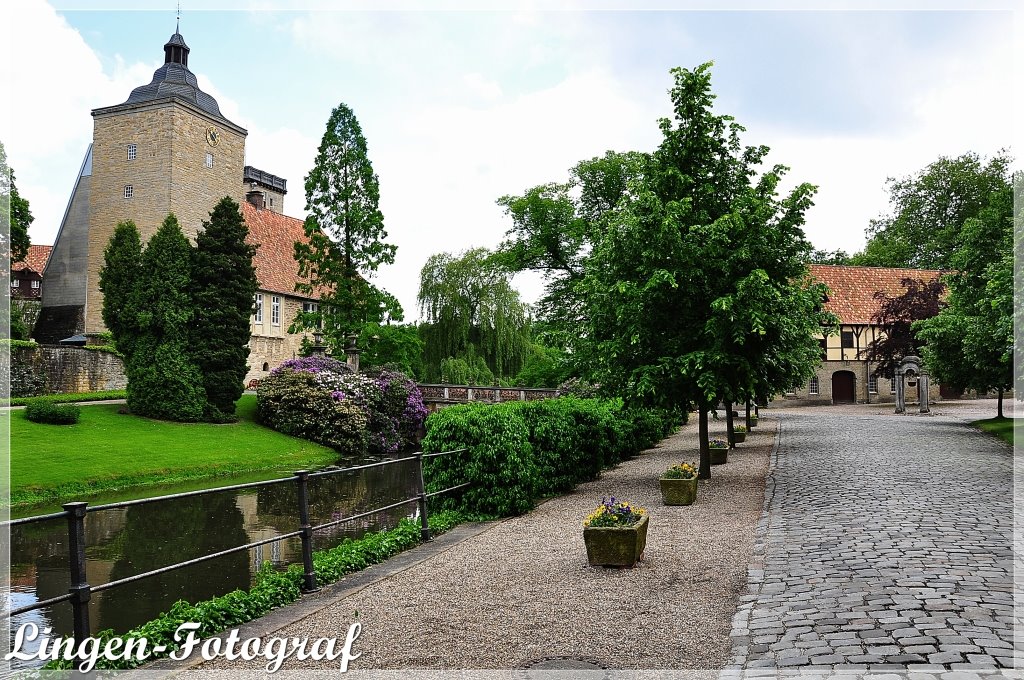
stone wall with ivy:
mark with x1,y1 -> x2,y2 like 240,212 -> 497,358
5,345 -> 126,397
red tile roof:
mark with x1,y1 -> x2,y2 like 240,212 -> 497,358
241,201 -> 320,299
808,264 -> 943,325
13,245 -> 52,273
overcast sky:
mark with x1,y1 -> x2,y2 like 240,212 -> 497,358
1,1 -> 1017,320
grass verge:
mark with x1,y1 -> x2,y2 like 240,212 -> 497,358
46,510 -> 467,671
10,395 -> 338,508
971,417 -> 1016,446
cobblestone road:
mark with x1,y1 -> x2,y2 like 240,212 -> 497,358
730,406 -> 1015,673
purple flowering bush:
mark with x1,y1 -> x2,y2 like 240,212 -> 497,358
257,358 -> 427,456
272,356 -> 352,376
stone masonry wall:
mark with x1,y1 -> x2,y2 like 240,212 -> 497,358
245,294 -> 314,385
85,100 -> 246,334
7,345 -> 127,397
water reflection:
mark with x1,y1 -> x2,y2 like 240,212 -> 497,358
8,454 -> 421,671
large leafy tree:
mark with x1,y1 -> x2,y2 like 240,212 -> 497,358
0,141 -> 32,266
863,277 -> 945,379
293,103 -> 400,350
501,63 -> 829,478
417,247 -> 530,382
914,191 -> 1013,416
809,248 -> 851,265
99,220 -> 143,357
2,141 -> 34,340
126,214 -> 206,422
192,197 -> 259,418
359,322 -> 425,379
495,150 -> 649,351
853,151 -> 1011,269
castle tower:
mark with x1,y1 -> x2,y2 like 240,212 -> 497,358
38,26 -> 247,340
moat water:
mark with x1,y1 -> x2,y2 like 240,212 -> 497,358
6,453 -> 421,671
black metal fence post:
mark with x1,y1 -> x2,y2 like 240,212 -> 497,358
293,471 -> 318,593
63,502 -> 91,646
414,452 -> 431,541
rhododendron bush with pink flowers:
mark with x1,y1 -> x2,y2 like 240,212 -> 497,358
256,356 -> 428,457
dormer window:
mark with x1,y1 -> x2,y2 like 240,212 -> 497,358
127,144 -> 137,160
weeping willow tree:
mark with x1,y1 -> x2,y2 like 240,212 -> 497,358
418,248 -> 530,383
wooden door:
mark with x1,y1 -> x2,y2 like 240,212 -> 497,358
832,371 -> 855,404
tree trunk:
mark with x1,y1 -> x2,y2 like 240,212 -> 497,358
745,400 -> 752,429
725,400 -> 735,448
698,404 -> 711,480
998,387 -> 1004,418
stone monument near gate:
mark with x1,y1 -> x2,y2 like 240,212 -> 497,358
895,355 -> 930,414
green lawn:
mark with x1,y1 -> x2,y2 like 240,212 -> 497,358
10,395 -> 338,509
972,417 -> 1016,447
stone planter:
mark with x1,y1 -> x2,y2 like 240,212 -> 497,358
732,431 -> 747,443
710,447 -> 728,465
583,515 -> 649,568
749,416 -> 759,428
660,477 -> 697,506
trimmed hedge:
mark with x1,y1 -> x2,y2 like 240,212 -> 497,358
422,397 -> 679,517
2,390 -> 127,407
24,401 -> 81,425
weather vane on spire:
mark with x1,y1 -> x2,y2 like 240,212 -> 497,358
176,1 -> 181,33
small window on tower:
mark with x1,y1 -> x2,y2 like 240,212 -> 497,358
205,153 -> 213,169
124,185 -> 133,199
127,144 -> 136,160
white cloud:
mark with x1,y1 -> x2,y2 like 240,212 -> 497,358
7,2 -> 1016,327
757,34 -> 1013,256
367,67 -> 660,317
1,0 -> 157,243
462,73 -> 504,103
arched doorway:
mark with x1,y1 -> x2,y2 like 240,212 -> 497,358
832,371 -> 856,404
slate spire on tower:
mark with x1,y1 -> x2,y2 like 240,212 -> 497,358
113,22 -> 227,121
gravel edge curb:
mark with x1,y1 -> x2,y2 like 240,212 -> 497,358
726,414 -> 783,672
132,520 -> 501,678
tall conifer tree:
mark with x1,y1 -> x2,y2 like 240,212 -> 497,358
126,213 -> 205,421
293,103 -> 400,349
99,220 -> 143,358
192,197 -> 258,418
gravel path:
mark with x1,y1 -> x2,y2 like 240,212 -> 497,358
730,401 -> 1014,672
198,414 -> 774,671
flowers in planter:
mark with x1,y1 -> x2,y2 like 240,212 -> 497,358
734,425 -> 747,433
709,438 -> 728,449
663,462 -> 697,480
584,497 -> 647,528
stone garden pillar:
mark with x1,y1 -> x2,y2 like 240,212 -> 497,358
345,333 -> 360,373
919,372 -> 930,413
